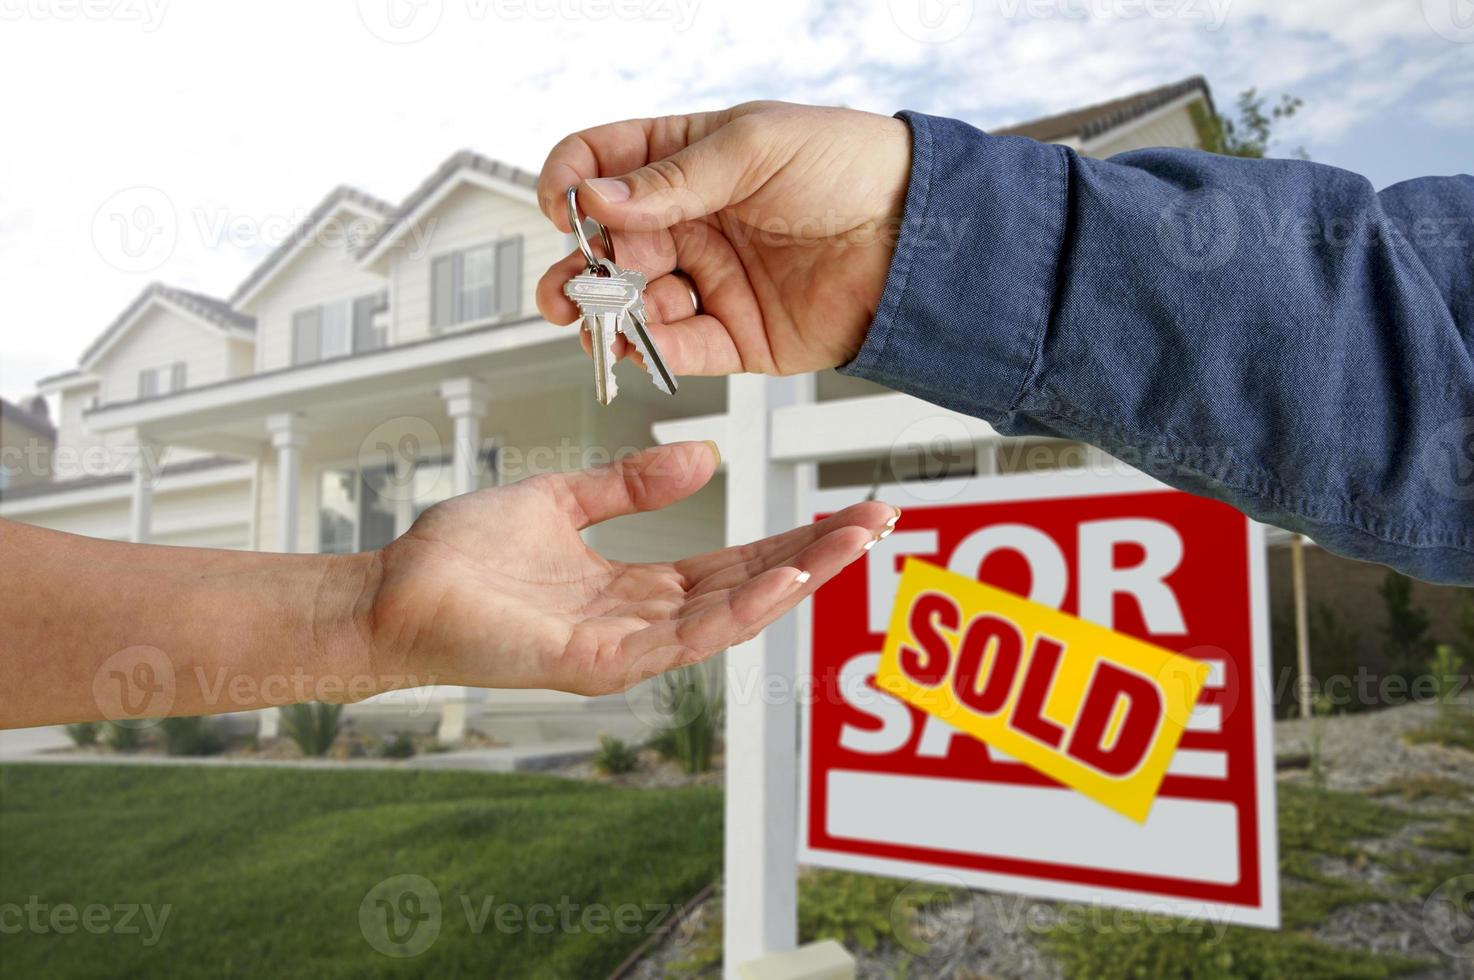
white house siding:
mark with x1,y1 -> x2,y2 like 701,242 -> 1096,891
388,182 -> 566,345
90,305 -> 237,405
5,476 -> 252,548
248,213 -> 390,373
1091,102 -> 1203,157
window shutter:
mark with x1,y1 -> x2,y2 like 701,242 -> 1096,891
292,308 -> 322,365
431,254 -> 456,331
496,237 -> 522,318
170,362 -> 187,392
138,370 -> 156,399
353,294 -> 385,352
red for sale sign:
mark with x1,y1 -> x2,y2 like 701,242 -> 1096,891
798,471 -> 1279,926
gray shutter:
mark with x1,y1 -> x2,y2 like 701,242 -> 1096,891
292,308 -> 322,365
352,294 -> 382,352
431,254 -> 456,330
496,237 -> 522,318
170,362 -> 187,392
138,370 -> 156,399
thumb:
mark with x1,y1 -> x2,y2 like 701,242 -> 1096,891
579,123 -> 759,232
552,441 -> 721,530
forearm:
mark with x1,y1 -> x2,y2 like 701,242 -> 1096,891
0,519 -> 384,729
845,110 -> 1474,584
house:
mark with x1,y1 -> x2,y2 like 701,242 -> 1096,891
4,77 -> 1459,744
0,396 -> 56,491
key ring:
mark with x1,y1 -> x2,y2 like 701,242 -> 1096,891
566,185 -> 616,273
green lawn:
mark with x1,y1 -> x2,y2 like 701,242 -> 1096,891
0,764 -> 721,979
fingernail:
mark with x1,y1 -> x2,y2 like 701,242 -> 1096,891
887,505 -> 902,526
586,177 -> 631,203
879,526 -> 894,539
793,570 -> 812,588
862,537 -> 878,551
702,440 -> 721,467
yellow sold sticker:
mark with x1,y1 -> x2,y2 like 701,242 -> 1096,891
875,559 -> 1210,822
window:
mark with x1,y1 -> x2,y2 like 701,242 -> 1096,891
136,362 -> 186,399
292,292 -> 387,365
430,237 -> 522,331
318,448 -> 498,553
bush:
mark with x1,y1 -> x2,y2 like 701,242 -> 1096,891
64,721 -> 100,747
278,702 -> 343,757
1379,571 -> 1434,680
652,665 -> 723,774
102,721 -> 145,751
376,732 -> 416,759
160,716 -> 225,757
593,734 -> 639,775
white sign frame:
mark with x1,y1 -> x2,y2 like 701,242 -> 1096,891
796,467 -> 1280,929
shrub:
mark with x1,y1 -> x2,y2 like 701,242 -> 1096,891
593,734 -> 639,774
377,732 -> 416,759
159,716 -> 225,757
64,721 -> 100,747
1379,571 -> 1434,680
278,702 -> 343,757
652,665 -> 724,774
102,721 -> 145,751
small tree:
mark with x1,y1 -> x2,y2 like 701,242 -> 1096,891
1191,88 -> 1305,159
1378,571 -> 1434,681
279,702 -> 343,757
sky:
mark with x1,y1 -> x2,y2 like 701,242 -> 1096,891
1,0 -> 1470,402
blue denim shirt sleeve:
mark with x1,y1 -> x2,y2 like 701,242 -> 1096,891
841,110 -> 1474,585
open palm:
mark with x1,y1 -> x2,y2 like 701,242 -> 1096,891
535,102 -> 912,377
365,442 -> 894,695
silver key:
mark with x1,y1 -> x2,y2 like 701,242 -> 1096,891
597,259 -> 678,396
564,271 -> 639,405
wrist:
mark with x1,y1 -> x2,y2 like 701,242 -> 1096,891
314,550 -> 389,703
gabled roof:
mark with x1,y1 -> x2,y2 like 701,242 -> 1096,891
228,185 -> 394,309
995,75 -> 1214,145
357,149 -> 538,267
80,282 -> 256,369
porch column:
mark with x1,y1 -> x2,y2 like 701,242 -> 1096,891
440,377 -> 489,497
128,435 -> 163,544
266,413 -> 307,554
436,380 -> 490,744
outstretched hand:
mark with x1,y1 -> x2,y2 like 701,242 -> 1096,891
365,442 -> 897,696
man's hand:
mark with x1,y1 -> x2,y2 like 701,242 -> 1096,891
364,442 -> 896,696
535,102 -> 911,377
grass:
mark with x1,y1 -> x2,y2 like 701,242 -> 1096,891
1404,712 -> 1474,752
0,764 -> 720,979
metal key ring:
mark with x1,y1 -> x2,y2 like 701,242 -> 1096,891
566,185 -> 616,272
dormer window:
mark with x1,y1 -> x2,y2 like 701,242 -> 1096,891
137,362 -> 186,399
430,237 -> 522,331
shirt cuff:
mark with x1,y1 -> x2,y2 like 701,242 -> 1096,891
840,110 -> 1069,426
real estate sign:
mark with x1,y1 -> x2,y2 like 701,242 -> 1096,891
799,471 -> 1279,927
